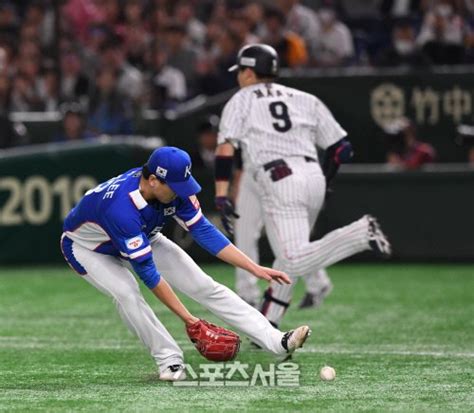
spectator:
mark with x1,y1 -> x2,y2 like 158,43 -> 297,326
384,117 -> 436,169
312,7 -> 354,67
146,45 -> 187,110
191,114 -> 220,170
23,1 -> 54,49
376,20 -> 431,66
164,22 -> 198,97
417,0 -> 467,64
0,43 -> 13,75
55,103 -> 96,142
100,35 -> 144,104
60,51 -> 90,104
198,27 -> 240,95
277,0 -> 320,59
38,68 -> 60,111
174,0 -> 207,47
228,8 -> 260,45
0,73 -> 11,113
244,1 -> 265,35
82,23 -> 112,75
88,67 -> 134,135
0,2 -> 18,37
62,0 -> 104,43
262,7 -> 308,68
122,0 -> 150,70
381,0 -> 423,19
10,73 -> 43,112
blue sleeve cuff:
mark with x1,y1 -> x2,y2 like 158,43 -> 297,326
131,256 -> 161,289
189,216 -> 230,255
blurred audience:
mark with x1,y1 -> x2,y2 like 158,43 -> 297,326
384,117 -> 436,169
261,7 -> 308,68
417,0 -> 467,64
312,6 -> 354,67
87,67 -> 134,135
55,103 -> 96,142
145,45 -> 187,110
0,0 -> 473,145
376,20 -> 431,66
191,114 -> 220,170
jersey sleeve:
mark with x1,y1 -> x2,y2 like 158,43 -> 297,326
217,92 -> 249,147
175,195 -> 230,255
103,206 -> 152,263
313,97 -> 347,149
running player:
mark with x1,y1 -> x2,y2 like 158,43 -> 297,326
214,44 -> 391,328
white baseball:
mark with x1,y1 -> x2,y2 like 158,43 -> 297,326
320,366 -> 336,381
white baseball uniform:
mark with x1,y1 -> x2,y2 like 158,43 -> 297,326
61,166 -> 288,374
218,82 -> 372,326
234,168 -> 331,306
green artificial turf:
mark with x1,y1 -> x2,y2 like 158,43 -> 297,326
0,264 -> 473,412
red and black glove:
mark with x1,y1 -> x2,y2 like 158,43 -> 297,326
186,319 -> 241,362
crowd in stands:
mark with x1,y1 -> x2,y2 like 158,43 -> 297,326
1,0 -> 474,141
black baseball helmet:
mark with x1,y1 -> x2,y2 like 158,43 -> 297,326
228,44 -> 279,77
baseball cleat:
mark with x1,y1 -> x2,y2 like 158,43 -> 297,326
298,282 -> 334,309
281,325 -> 311,354
366,215 -> 392,258
159,364 -> 187,382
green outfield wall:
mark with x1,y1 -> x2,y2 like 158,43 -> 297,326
1,141 -> 472,264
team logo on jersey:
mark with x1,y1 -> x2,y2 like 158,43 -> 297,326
184,164 -> 192,178
164,207 -> 176,216
126,235 -> 144,250
156,166 -> 168,178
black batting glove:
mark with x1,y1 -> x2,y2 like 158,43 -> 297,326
215,196 -> 240,236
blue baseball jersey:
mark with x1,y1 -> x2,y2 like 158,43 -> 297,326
62,167 -> 230,288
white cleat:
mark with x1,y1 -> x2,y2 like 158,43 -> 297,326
159,364 -> 187,382
366,215 -> 392,258
281,325 -> 311,355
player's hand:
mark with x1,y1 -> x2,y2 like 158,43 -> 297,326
251,265 -> 291,285
215,196 -> 240,236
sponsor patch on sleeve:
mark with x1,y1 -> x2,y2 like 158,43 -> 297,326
126,235 -> 144,250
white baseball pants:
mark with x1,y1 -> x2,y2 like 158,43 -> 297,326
62,233 -> 286,373
235,170 -> 330,306
256,158 -> 371,326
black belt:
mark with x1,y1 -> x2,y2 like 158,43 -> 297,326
263,157 -> 316,170
263,157 -> 316,182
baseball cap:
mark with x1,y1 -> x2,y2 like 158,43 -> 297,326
146,146 -> 201,198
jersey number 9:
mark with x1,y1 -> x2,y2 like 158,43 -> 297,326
269,101 -> 292,133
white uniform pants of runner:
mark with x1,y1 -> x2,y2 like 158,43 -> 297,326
256,158 -> 371,326
67,234 -> 286,373
235,170 -> 331,306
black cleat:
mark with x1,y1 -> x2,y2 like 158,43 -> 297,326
298,283 -> 333,309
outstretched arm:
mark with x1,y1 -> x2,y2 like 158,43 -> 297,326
131,257 -> 198,326
216,243 -> 291,285
151,278 -> 198,326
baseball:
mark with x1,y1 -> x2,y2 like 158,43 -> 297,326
320,366 -> 336,381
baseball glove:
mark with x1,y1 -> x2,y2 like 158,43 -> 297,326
186,319 -> 241,362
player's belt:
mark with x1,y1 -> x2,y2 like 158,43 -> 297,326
263,157 -> 316,182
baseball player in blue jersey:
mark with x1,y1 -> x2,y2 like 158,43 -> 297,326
61,146 -> 310,381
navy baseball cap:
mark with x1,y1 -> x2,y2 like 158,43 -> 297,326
146,146 -> 201,198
